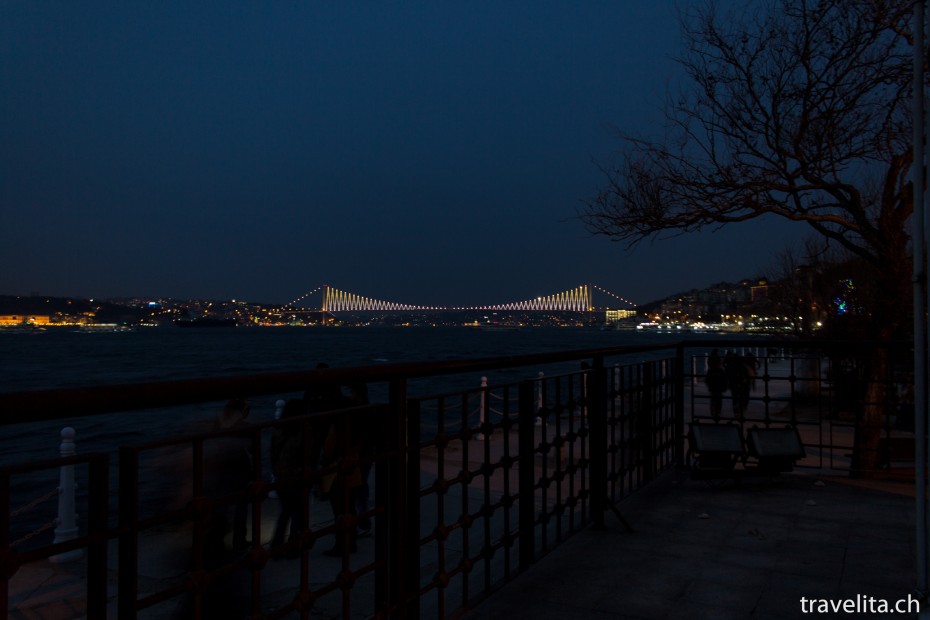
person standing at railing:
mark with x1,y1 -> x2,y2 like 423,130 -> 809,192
705,350 -> 728,420
304,372 -> 361,557
724,351 -> 752,418
744,350 -> 759,391
346,381 -> 373,537
203,398 -> 252,554
172,399 -> 253,618
303,362 -> 351,497
213,398 -> 252,551
270,398 -> 309,555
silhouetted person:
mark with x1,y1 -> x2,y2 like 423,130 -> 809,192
320,411 -> 362,556
724,352 -> 751,418
346,381 -> 373,536
303,362 -> 352,488
213,398 -> 251,550
705,350 -> 728,420
744,350 -> 759,390
302,364 -> 366,556
270,398 -> 309,555
172,399 -> 252,618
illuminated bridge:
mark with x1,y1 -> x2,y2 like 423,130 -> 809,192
281,284 -> 636,313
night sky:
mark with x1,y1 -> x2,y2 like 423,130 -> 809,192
1,2 -> 805,308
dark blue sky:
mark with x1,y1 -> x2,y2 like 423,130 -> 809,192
1,2 -> 804,307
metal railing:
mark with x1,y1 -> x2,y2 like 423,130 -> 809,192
0,339 -> 914,618
684,339 -> 914,475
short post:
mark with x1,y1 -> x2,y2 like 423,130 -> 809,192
582,365 -> 589,419
518,380 -> 536,570
478,376 -> 488,439
536,372 -> 544,426
51,427 -> 82,562
269,400 -> 286,498
588,356 -> 608,529
638,364 -> 656,482
674,344 -> 686,467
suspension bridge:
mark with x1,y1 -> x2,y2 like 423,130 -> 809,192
281,284 -> 637,313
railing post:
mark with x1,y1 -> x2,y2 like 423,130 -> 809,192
374,403 -> 390,616
478,376 -> 488,439
536,372 -> 544,426
86,455 -> 108,617
1,471 -> 10,614
384,377 -> 417,620
639,362 -> 656,482
518,380 -> 536,571
588,355 -> 607,530
406,397 -> 421,620
51,427 -> 81,563
675,343 -> 686,467
118,446 -> 140,620
268,400 -> 286,500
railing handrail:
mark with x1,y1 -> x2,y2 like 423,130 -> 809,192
0,338 -> 908,425
0,342 -> 678,424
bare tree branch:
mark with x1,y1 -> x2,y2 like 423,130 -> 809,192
581,0 -> 915,303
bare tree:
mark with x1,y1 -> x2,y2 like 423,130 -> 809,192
582,0 -> 914,337
582,0 -> 917,475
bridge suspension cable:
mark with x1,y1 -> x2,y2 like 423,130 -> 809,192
282,286 -> 324,310
591,284 -> 637,309
467,285 -> 593,312
280,283 -> 637,312
322,285 -> 443,312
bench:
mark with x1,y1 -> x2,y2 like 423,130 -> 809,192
688,423 -> 805,482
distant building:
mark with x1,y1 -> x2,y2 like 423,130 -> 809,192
0,315 -> 50,326
750,279 -> 773,303
605,309 -> 636,324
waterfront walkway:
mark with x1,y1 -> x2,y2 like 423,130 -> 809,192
463,470 -> 919,620
10,467 -> 919,619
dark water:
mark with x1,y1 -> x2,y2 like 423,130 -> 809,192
0,325 -> 679,392
0,325 -> 702,464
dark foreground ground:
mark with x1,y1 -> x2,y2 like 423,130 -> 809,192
463,469 -> 919,620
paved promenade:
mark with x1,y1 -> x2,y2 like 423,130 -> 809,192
11,468 -> 918,619
463,470 -> 919,620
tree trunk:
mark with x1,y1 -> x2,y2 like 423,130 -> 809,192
849,347 -> 889,478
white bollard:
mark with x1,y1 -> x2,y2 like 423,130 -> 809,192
51,427 -> 82,562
